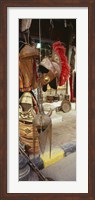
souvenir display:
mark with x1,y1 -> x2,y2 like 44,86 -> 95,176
39,41 -> 70,91
18,19 -> 76,181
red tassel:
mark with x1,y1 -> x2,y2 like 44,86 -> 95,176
52,41 -> 70,86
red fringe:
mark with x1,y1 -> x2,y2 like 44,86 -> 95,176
52,41 -> 70,86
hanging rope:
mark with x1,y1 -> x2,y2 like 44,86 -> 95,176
37,19 -> 43,114
49,19 -> 54,37
38,19 -> 42,73
38,19 -> 43,137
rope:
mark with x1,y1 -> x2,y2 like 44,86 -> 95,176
39,19 -> 42,63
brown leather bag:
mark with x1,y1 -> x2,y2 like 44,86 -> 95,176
19,44 -> 39,92
20,44 -> 39,59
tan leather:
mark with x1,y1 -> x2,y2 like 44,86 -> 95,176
19,58 -> 38,91
20,44 -> 39,59
20,136 -> 39,147
19,121 -> 38,139
19,121 -> 40,155
19,44 -> 39,91
19,58 -> 33,91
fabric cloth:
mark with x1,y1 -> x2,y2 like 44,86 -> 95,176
20,19 -> 32,32
69,70 -> 76,102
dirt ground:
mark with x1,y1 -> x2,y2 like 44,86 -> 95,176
43,102 -> 76,151
51,110 -> 76,149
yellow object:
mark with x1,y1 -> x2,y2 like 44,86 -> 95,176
41,148 -> 64,168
